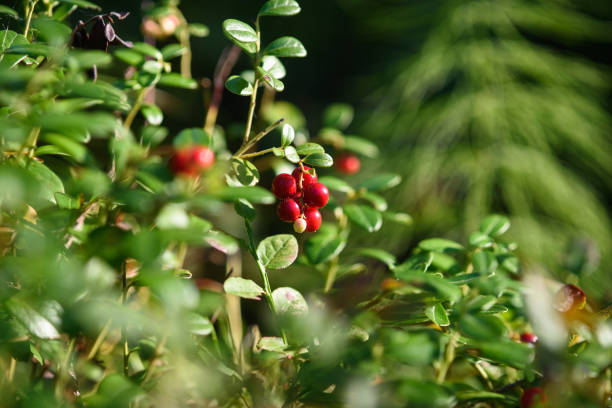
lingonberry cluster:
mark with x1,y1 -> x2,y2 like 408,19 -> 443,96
170,145 -> 215,176
272,166 -> 329,233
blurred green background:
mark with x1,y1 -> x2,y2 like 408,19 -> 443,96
5,0 -> 610,300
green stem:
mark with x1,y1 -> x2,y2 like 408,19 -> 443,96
245,221 -> 276,313
238,147 -> 275,159
24,0 -> 38,39
121,262 -> 129,376
324,257 -> 339,293
234,118 -> 284,158
124,88 -> 147,130
437,332 -> 457,383
243,77 -> 260,143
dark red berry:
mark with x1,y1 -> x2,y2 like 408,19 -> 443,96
554,283 -> 586,313
336,153 -> 361,174
520,332 -> 538,344
303,182 -> 329,208
292,166 -> 317,189
272,173 -> 297,199
191,146 -> 215,170
171,148 -> 197,176
277,199 -> 301,222
520,387 -> 546,408
304,207 -> 322,232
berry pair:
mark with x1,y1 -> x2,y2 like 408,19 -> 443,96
273,166 -> 329,233
170,146 -> 215,176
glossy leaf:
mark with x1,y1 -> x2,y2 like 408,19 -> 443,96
203,230 -> 239,254
186,313 -> 213,336
361,191 -> 387,211
284,146 -> 300,163
257,234 -> 298,269
158,73 -> 198,89
223,277 -> 264,300
357,173 -> 401,191
6,298 -> 60,339
161,44 -> 187,60
272,287 -> 308,315
480,214 -> 511,237
355,248 -> 396,269
141,103 -> 163,125
222,19 -> 257,53
264,36 -> 307,58
344,204 -> 382,232
258,0 -> 301,17
472,251 -> 499,275
295,143 -> 324,156
382,211 -> 413,226
281,123 -> 294,146
257,337 -> 287,352
343,136 -> 379,158
418,238 -> 464,253
0,6 -> 18,17
261,55 -> 286,79
305,228 -> 346,264
232,158 -> 260,186
318,176 -> 354,194
173,128 -> 210,148
234,199 -> 256,221
131,42 -> 162,60
303,152 -> 333,167
257,67 -> 284,91
425,303 -> 450,326
225,75 -> 253,96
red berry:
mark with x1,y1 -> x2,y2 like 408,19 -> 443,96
520,332 -> 538,344
277,199 -> 301,222
170,148 -> 197,176
191,146 -> 215,170
292,166 -> 317,189
272,173 -> 297,199
293,218 -> 307,233
336,153 -> 361,174
520,387 -> 546,408
303,182 -> 329,208
304,207 -> 322,232
554,283 -> 586,313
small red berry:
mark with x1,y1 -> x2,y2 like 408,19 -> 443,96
336,153 -> 361,174
520,387 -> 546,408
520,332 -> 538,344
191,146 -> 215,170
292,166 -> 317,189
304,207 -> 322,232
293,218 -> 307,233
303,182 -> 329,208
277,199 -> 301,222
554,283 -> 586,313
272,173 -> 297,199
170,148 -> 197,176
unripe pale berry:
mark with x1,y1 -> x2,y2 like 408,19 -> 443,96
292,166 -> 317,189
520,332 -> 538,344
554,283 -> 586,313
336,153 -> 361,174
293,218 -> 307,233
277,199 -> 301,222
272,173 -> 297,199
303,182 -> 329,208
520,387 -> 546,408
304,207 -> 322,232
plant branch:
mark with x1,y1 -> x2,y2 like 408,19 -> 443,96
123,88 -> 147,130
121,262 -> 129,376
243,77 -> 260,143
205,45 -> 241,134
234,118 -> 284,158
436,332 -> 457,383
24,0 -> 39,39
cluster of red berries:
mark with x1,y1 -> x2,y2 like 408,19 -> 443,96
170,145 -> 215,176
272,166 -> 329,233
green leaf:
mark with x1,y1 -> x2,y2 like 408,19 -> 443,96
5,43 -> 52,57
114,48 -> 144,66
281,123 -> 294,146
382,211 -> 413,226
264,36 -> 307,58
344,136 -> 379,158
188,23 -> 209,37
394,252 -> 434,276
231,158 -> 260,186
211,186 -> 275,204
397,380 -> 455,408
344,204 -> 382,232
323,103 -> 354,130
257,67 -> 284,91
257,234 -> 298,269
161,43 -> 187,60
472,251 -> 498,275
455,390 -> 509,402
141,103 -> 163,125
223,277 -> 264,300
476,340 -> 534,369
141,126 -> 168,146
142,60 -> 163,74
257,336 -> 287,352
225,75 -> 253,96
284,146 -> 300,163
272,287 -> 308,315
357,173 -> 401,191
425,303 -> 450,326
131,42 -> 162,60
303,152 -> 333,167
0,30 -> 29,66
186,313 -> 213,336
158,73 -> 198,89
261,55 -> 286,79
57,0 -> 100,10
23,160 -> 65,205
222,19 -> 257,54
418,238 -> 464,253
174,128 -> 210,148
6,298 -> 60,339
234,199 -> 255,221
318,176 -> 354,194
0,6 -> 18,17
54,192 -> 80,210
42,133 -> 87,162
305,227 -> 346,264
203,230 -> 238,254
459,314 -> 506,340
469,232 -> 494,248
479,214 -> 511,237
360,191 -> 387,211
295,143 -> 324,156
355,248 -> 395,269
258,0 -> 301,17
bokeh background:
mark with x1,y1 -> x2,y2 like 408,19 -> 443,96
10,0 -> 610,301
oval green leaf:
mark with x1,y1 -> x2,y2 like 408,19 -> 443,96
303,152 -> 333,167
344,204 -> 382,232
257,234 -> 298,269
223,277 -> 264,300
225,75 -> 253,96
258,0 -> 301,17
264,36 -> 307,58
